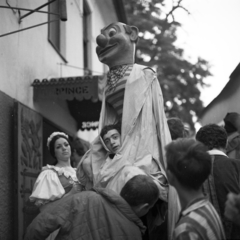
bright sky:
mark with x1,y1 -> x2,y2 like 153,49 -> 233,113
174,0 -> 240,106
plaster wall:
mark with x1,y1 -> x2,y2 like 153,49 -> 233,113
0,0 -> 117,135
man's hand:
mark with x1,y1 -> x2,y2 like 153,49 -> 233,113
224,192 -> 240,225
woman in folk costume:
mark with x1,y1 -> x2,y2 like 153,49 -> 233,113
77,22 -> 180,239
29,132 -> 83,240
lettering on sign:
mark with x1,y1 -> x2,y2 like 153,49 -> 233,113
82,121 -> 99,129
55,86 -> 89,95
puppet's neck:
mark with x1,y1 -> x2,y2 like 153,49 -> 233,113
110,63 -> 134,70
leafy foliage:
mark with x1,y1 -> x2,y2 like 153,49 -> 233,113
124,0 -> 212,130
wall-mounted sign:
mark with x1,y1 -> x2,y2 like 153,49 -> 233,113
32,76 -> 101,102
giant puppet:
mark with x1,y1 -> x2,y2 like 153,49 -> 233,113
77,22 -> 179,238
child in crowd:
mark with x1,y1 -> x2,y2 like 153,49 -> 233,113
165,138 -> 225,240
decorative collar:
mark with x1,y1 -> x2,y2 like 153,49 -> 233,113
42,164 -> 78,181
106,64 -> 130,93
208,149 -> 228,157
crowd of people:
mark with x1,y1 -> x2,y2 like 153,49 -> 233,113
25,114 -> 240,240
23,21 -> 240,240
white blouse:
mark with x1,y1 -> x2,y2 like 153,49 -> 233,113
29,165 -> 79,207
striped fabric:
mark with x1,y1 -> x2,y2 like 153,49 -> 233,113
174,198 -> 226,240
105,65 -> 133,120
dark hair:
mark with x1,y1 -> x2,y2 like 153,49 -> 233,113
120,175 -> 159,207
71,137 -> 86,156
100,123 -> 121,139
167,117 -> 185,140
224,112 -> 240,134
196,124 -> 227,150
165,138 -> 211,190
49,134 -> 70,159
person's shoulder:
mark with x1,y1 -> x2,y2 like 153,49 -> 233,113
38,165 -> 58,177
134,64 -> 155,73
71,189 -> 103,206
92,187 -> 118,198
92,187 -> 124,204
176,200 -> 225,240
174,219 -> 200,240
227,156 -> 240,167
143,67 -> 155,73
140,65 -> 156,80
33,165 -> 62,189
174,231 -> 200,240
215,155 -> 240,168
228,131 -> 240,141
142,66 -> 155,76
42,164 -> 57,171
214,154 -> 231,162
37,165 -> 57,176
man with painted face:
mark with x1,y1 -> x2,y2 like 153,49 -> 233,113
77,22 -> 176,239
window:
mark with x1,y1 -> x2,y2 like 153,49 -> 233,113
83,0 -> 91,75
48,0 -> 66,61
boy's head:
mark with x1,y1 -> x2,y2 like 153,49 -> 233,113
196,124 -> 227,150
71,137 -> 86,166
224,112 -> 240,134
165,138 -> 211,191
120,175 -> 159,217
167,117 -> 186,140
100,124 -> 121,154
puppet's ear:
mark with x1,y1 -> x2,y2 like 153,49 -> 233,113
130,26 -> 139,42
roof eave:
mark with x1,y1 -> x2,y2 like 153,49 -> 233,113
199,62 -> 240,120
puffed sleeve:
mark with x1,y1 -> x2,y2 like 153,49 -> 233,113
29,169 -> 65,207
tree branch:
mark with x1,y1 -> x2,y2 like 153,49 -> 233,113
165,0 -> 190,23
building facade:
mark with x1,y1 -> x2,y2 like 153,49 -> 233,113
0,0 -> 127,239
199,62 -> 240,126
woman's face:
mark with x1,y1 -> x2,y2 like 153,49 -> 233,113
54,137 -> 71,161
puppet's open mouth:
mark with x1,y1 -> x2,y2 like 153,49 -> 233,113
98,43 -> 118,56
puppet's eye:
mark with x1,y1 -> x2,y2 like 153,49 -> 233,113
108,28 -> 117,37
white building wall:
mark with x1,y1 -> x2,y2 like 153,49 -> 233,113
0,0 -> 120,135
